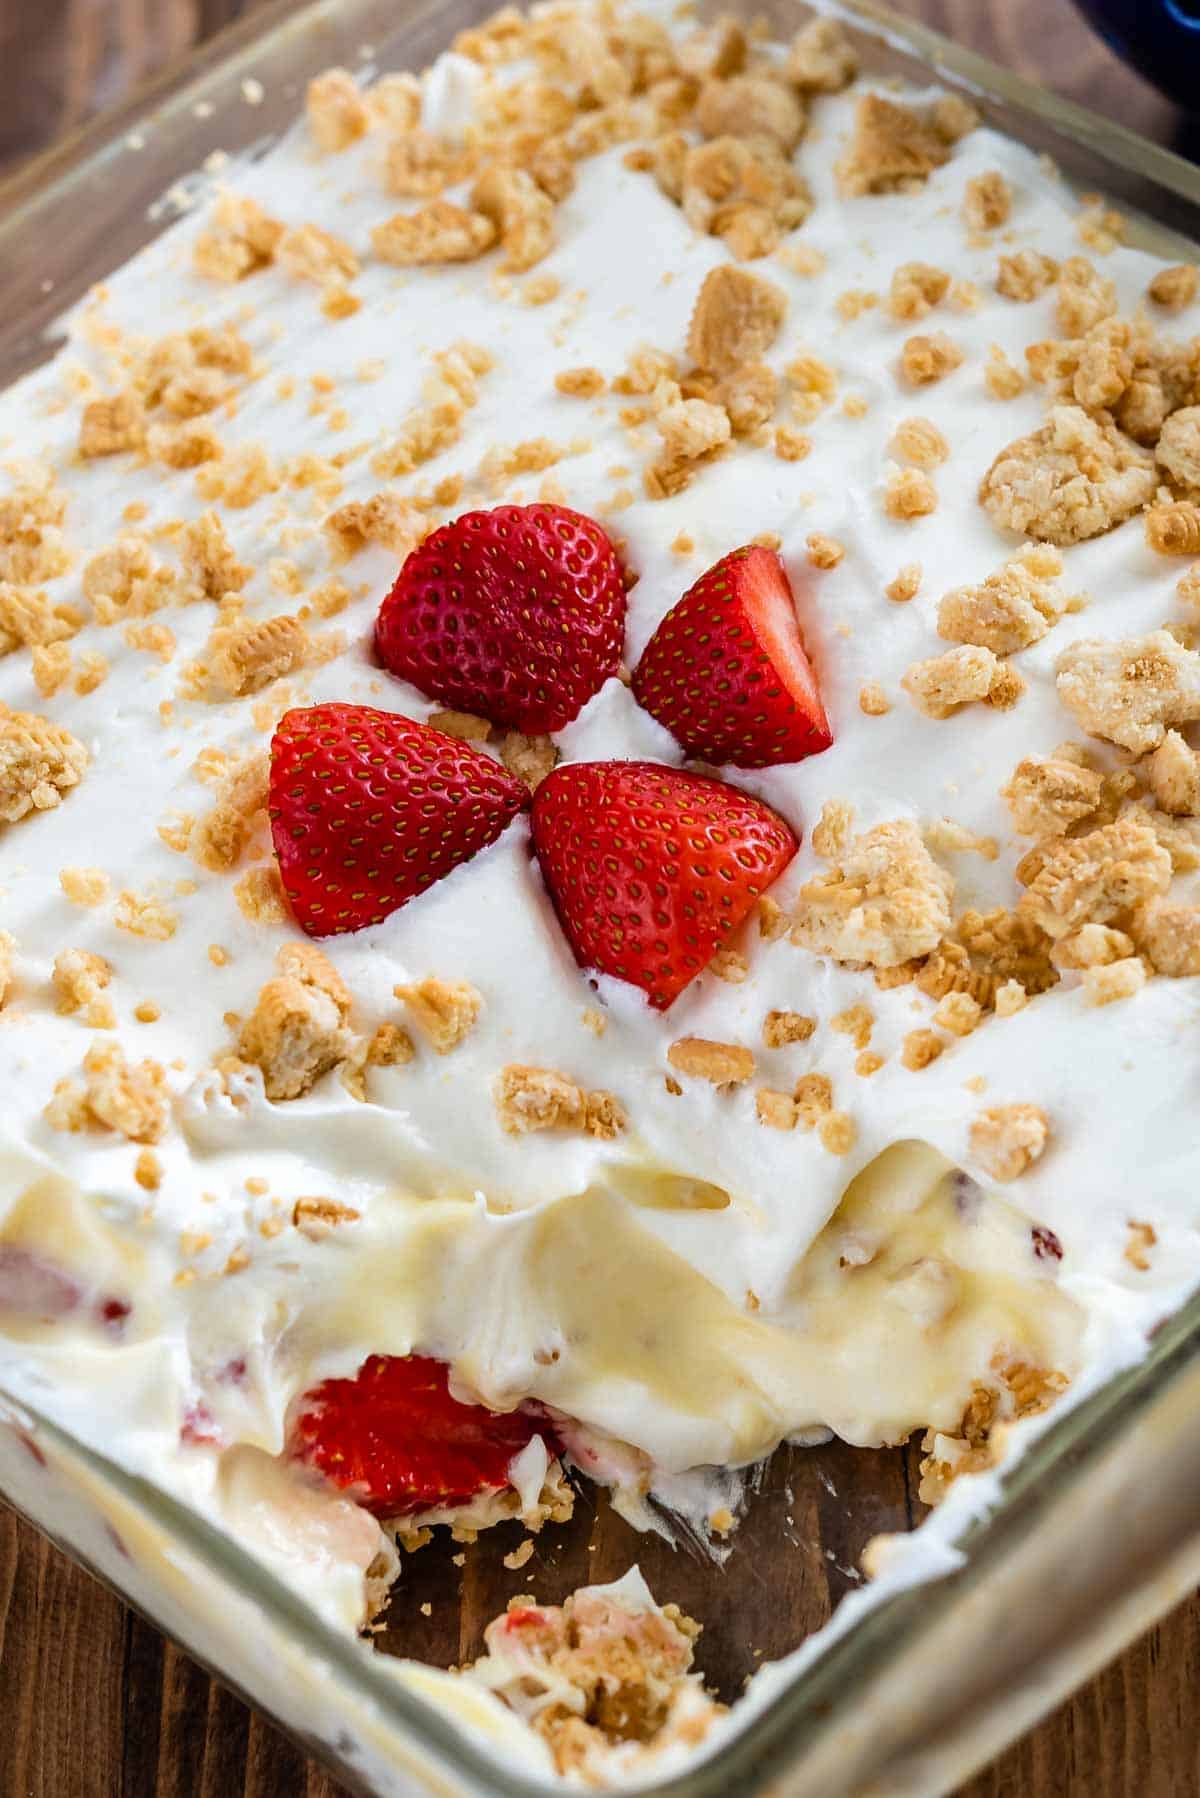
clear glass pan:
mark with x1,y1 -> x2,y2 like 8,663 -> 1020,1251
4,3 -> 1200,1792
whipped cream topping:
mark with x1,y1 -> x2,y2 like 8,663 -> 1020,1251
0,0 -> 1198,1739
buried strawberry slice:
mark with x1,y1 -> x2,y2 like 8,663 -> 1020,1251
531,759 -> 799,1010
290,1354 -> 552,1518
632,544 -> 832,768
375,503 -> 627,735
269,702 -> 527,937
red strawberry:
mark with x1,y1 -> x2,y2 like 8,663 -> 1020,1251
290,1354 -> 551,1519
531,760 -> 798,1009
269,702 -> 526,937
632,544 -> 832,768
375,504 -> 626,734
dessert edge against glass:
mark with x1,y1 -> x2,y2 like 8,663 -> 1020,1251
3,0 -> 1200,1782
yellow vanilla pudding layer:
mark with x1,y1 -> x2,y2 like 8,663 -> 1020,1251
3,0 -> 1200,1776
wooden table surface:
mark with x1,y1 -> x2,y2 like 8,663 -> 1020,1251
1,2 -> 1197,1795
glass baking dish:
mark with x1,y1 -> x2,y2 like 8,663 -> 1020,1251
4,1 -> 1200,1792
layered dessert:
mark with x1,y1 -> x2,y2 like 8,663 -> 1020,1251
4,0 -> 1200,1781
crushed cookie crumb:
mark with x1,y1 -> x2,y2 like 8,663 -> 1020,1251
45,1041 -> 169,1143
134,1148 -> 162,1191
687,264 -> 787,375
394,977 -> 481,1053
1125,1220 -> 1158,1271
805,532 -> 844,569
886,562 -> 922,604
1082,956 -> 1146,1006
900,333 -> 963,387
970,1103 -> 1049,1181
859,682 -> 890,716
238,943 -> 354,1100
498,730 -> 559,792
837,93 -> 951,197
1001,748 -> 1104,836
60,866 -> 109,907
667,1036 -> 755,1087
233,864 -> 287,924
757,896 -> 790,941
793,1071 -> 833,1128
902,644 -> 1024,718
937,544 -> 1075,657
887,262 -> 949,323
934,990 -> 982,1037
792,819 -> 952,967
1056,629 -> 1200,753
756,1088 -> 796,1130
762,1009 -> 816,1049
1018,815 -> 1170,939
52,949 -> 115,1029
818,1110 -> 856,1155
372,200 -> 497,267
884,466 -> 937,520
963,171 -> 1012,233
493,1065 -> 625,1138
981,404 -> 1156,545
1148,264 -> 1198,313
891,417 -> 949,470
994,979 -> 1028,1018
1,709 -> 89,823
555,367 -> 606,398
996,249 -> 1059,303
306,67 -> 369,151
901,1028 -> 944,1071
1146,500 -> 1200,557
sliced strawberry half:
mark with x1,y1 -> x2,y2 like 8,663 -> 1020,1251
531,759 -> 798,1009
290,1353 -> 551,1519
374,503 -> 627,735
269,702 -> 527,937
632,544 -> 832,768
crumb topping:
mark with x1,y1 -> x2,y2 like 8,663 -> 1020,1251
394,977 -> 482,1053
667,1036 -> 755,1086
1056,629 -> 1200,753
980,405 -> 1156,546
493,1064 -> 625,1137
238,943 -> 355,1101
902,644 -> 1025,718
0,708 -> 89,823
45,1041 -> 170,1143
791,819 -> 953,967
969,1102 -> 1050,1182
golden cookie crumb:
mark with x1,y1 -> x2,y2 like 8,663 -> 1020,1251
900,333 -> 963,387
963,171 -> 1012,233
239,943 -> 354,1101
805,532 -> 844,569
45,1041 -> 170,1143
756,1088 -> 797,1130
394,977 -> 482,1053
1081,956 -> 1146,1006
793,819 -> 953,968
686,264 -> 787,374
60,866 -> 109,907
970,1102 -> 1049,1181
493,1065 -> 625,1138
667,1036 -> 755,1087
762,1009 -> 816,1049
859,682 -> 890,716
886,563 -> 922,604
1,709 -> 88,822
1148,264 -> 1198,312
901,1029 -> 944,1071
818,1110 -> 856,1155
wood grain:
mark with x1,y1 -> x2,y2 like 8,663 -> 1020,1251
0,0 -> 1197,1794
